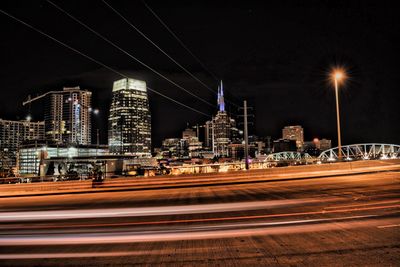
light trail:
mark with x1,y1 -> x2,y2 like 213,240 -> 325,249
0,168 -> 398,265
377,224 -> 400,229
323,199 -> 400,210
1,202 -> 398,231
0,251 -> 157,260
0,198 -> 331,222
0,214 -> 398,246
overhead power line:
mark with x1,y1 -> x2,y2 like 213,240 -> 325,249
0,8 -> 210,118
46,0 -> 214,108
103,0 -> 217,95
140,0 -> 220,82
147,87 -> 209,116
0,10 -> 127,78
140,0 -> 241,108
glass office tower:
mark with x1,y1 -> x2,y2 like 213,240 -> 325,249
108,78 -> 151,156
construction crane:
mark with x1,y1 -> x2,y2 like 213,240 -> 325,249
22,91 -> 64,106
23,90 -> 99,145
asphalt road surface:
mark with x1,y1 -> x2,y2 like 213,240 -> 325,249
0,167 -> 399,266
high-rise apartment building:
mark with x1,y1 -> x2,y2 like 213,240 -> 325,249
44,87 -> 92,145
282,125 -> 304,149
0,118 -> 44,167
108,78 -> 151,156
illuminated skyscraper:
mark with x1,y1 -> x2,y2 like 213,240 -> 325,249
205,81 -> 237,157
44,87 -> 92,145
108,78 -> 151,156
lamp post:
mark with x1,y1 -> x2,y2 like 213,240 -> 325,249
332,69 -> 345,160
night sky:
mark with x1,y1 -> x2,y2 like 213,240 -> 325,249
1,1 -> 399,148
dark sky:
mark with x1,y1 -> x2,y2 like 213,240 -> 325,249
1,0 -> 399,147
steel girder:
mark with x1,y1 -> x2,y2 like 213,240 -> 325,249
318,143 -> 400,162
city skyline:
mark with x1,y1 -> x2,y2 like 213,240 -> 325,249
1,1 -> 399,147
1,2 -> 400,266
1,78 -> 330,153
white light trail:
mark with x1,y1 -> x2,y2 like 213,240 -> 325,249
0,214 -> 397,246
0,198 -> 330,222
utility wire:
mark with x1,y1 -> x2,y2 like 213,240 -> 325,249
147,87 -> 209,116
47,0 -> 214,108
140,0 -> 241,108
103,0 -> 217,95
0,8 -> 210,118
0,10 -> 127,78
140,0 -> 219,82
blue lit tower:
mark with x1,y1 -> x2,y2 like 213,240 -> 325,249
218,80 -> 225,112
205,81 -> 237,157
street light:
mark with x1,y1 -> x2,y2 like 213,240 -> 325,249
331,68 -> 346,160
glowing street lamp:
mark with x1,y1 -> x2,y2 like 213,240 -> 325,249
331,68 -> 346,160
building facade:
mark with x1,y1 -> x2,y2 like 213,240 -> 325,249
44,87 -> 92,145
228,143 -> 256,160
318,138 -> 332,151
0,119 -> 44,168
282,125 -> 304,149
273,138 -> 297,153
303,138 -> 332,156
161,138 -> 181,158
182,126 -> 196,139
18,141 -> 109,175
108,78 -> 151,156
303,141 -> 320,156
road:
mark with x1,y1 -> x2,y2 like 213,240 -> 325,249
0,164 -> 399,266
